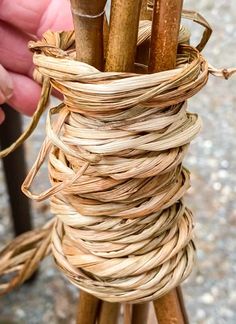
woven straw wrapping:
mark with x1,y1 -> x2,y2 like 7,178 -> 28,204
0,14 -> 235,302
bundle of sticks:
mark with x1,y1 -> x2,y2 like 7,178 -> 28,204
69,0 -> 187,323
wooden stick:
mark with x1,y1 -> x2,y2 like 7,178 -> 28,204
98,301 -> 120,324
76,291 -> 101,324
153,290 -> 186,324
70,0 -> 107,69
104,4 -> 142,321
69,2 -> 106,323
124,304 -> 133,324
149,0 -> 183,72
149,1 -> 188,323
131,303 -> 149,324
177,286 -> 189,324
105,0 -> 142,72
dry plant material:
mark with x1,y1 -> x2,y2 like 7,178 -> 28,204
76,290 -> 100,324
70,0 -> 107,69
105,0 -> 142,72
132,303 -> 149,324
153,289 -> 186,323
0,220 -> 53,295
70,0 -> 106,318
149,1 -> 187,322
149,0 -> 183,72
98,301 -> 120,324
0,9 -> 235,305
23,31 -> 205,303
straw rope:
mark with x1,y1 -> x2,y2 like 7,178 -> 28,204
0,220 -> 53,296
0,11 -> 235,301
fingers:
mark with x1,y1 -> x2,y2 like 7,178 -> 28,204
37,0 -> 73,37
0,0 -> 50,35
0,0 -> 73,37
0,64 -> 13,104
7,72 -> 42,116
0,22 -> 33,75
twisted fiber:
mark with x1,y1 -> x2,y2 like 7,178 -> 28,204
1,12 -> 234,299
0,220 -> 54,295
16,28 -> 210,303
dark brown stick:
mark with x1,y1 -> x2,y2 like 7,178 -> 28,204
124,304 -> 133,324
0,105 -> 33,237
98,301 -> 120,324
70,0 -> 107,69
153,289 -> 185,324
177,286 -> 189,324
105,0 -> 142,72
76,291 -> 101,324
149,1 -> 188,323
149,0 -> 183,72
131,303 -> 149,324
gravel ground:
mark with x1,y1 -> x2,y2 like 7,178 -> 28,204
0,0 -> 236,323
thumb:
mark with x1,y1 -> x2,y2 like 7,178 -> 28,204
0,65 -> 13,105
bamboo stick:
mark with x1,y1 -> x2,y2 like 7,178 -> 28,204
124,304 -> 133,324
104,2 -> 143,321
149,1 -> 187,323
69,2 -> 106,323
70,0 -> 107,69
153,290 -> 185,324
76,291 -> 101,324
177,286 -> 189,324
98,301 -> 120,324
131,303 -> 149,324
149,0 -> 183,72
105,0 -> 142,72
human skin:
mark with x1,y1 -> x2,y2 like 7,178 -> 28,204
0,0 -> 73,123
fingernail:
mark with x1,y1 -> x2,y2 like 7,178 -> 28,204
0,65 -> 13,103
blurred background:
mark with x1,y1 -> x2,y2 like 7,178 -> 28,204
0,0 -> 236,323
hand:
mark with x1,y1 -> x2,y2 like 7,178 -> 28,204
0,0 -> 73,123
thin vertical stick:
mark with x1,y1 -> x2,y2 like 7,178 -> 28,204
124,304 -> 133,324
98,301 -> 120,324
177,286 -> 189,324
149,0 -> 183,72
105,0 -> 142,72
70,0 -> 107,69
104,2 -> 142,321
131,303 -> 149,324
69,2 -> 106,323
153,290 -> 185,324
149,1 -> 188,323
76,291 -> 101,324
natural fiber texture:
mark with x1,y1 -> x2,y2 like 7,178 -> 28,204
0,11 -> 235,301
25,30 -> 203,303
0,220 -> 53,295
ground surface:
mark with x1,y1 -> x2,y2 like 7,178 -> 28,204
0,0 -> 236,323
